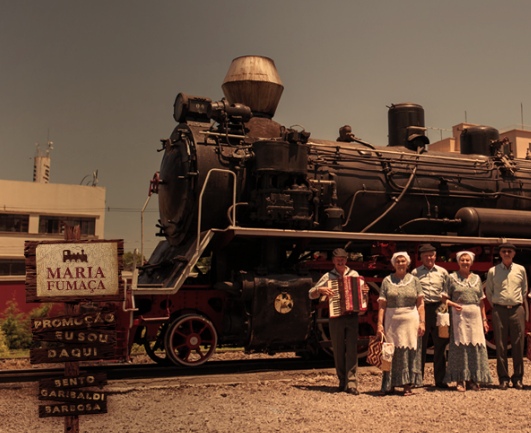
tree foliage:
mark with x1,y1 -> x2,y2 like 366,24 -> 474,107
123,251 -> 145,271
0,299 -> 51,350
0,327 -> 9,356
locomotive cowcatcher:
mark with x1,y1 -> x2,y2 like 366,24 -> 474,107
118,56 -> 531,367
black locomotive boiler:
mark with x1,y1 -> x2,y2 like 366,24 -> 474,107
125,56 -> 531,366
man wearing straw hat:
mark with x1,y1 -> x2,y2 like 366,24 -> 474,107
411,243 -> 450,388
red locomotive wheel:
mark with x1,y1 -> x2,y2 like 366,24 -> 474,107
164,314 -> 218,367
141,324 -> 172,366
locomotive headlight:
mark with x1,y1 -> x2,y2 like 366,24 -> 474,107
207,99 -> 252,123
173,93 -> 212,123
207,100 -> 226,121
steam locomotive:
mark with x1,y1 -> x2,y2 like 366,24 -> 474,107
124,56 -> 531,366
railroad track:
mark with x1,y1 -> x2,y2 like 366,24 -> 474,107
0,357 -> 335,384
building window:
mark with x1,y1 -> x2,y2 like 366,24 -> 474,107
0,259 -> 25,276
38,216 -> 96,236
0,214 -> 29,233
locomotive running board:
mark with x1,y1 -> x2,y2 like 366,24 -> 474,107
131,226 -> 531,296
219,226 -> 531,247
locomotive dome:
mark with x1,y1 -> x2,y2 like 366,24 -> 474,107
221,55 -> 284,118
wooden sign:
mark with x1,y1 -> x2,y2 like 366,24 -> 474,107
33,329 -> 117,345
38,374 -> 109,419
39,402 -> 107,418
32,310 -> 117,333
25,240 -> 124,303
39,373 -> 108,390
30,343 -> 116,364
39,388 -> 107,403
30,307 -> 121,363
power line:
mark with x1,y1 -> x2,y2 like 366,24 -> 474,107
0,205 -> 157,213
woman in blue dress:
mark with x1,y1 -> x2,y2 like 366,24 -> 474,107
377,252 -> 425,396
443,250 -> 492,391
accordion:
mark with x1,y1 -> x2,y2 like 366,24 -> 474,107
328,276 -> 368,318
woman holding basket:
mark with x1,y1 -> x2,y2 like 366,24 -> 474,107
377,252 -> 425,396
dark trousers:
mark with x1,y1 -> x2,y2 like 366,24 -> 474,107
421,302 -> 449,385
492,304 -> 525,384
329,314 -> 359,390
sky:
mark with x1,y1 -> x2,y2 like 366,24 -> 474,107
2,0 -> 531,258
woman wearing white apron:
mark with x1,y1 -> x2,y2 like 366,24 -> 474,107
377,252 -> 425,396
443,250 -> 492,391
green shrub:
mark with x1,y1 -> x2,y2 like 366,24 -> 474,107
0,299 -> 51,350
0,327 -> 9,356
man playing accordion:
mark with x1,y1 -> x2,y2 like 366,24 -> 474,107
309,248 -> 369,395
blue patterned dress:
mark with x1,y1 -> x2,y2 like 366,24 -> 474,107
378,273 -> 424,392
443,272 -> 492,385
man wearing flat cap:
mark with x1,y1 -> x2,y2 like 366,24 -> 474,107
309,248 -> 368,395
486,243 -> 528,390
411,243 -> 449,388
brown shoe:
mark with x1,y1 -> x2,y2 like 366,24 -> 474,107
469,382 -> 480,391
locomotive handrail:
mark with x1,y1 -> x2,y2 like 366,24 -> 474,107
307,142 -> 496,165
309,143 -> 531,174
197,169 -> 237,254
199,130 -> 247,140
133,169 -> 236,295
309,143 -> 531,175
140,194 -> 152,265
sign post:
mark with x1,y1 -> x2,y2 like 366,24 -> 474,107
25,225 -> 124,433
63,225 -> 80,433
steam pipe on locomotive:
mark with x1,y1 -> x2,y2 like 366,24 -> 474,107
126,55 -> 531,367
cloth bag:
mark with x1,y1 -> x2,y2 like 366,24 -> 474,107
367,334 -> 394,371
437,311 -> 450,338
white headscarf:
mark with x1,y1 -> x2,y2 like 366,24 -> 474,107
456,250 -> 475,262
390,251 -> 411,267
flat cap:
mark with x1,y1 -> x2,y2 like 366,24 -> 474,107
418,243 -> 436,253
498,243 -> 516,251
332,248 -> 348,257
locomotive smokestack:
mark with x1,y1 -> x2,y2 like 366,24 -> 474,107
222,56 -> 284,118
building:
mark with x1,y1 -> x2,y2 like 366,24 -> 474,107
0,147 -> 106,313
429,122 -> 531,158
498,126 -> 531,159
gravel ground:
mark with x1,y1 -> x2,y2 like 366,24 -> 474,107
1,355 -> 531,433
